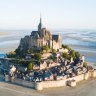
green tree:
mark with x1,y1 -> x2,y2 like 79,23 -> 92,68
62,44 -> 72,51
62,52 -> 70,60
27,49 -> 31,54
18,59 -> 21,63
52,49 -> 56,54
27,62 -> 33,70
50,55 -> 55,60
34,53 -> 42,61
83,62 -> 88,68
43,45 -> 50,53
75,51 -> 80,58
70,50 -> 76,59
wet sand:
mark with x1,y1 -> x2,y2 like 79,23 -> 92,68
0,32 -> 9,36
0,78 -> 96,96
0,80 -> 43,96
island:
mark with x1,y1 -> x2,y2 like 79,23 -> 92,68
0,17 -> 96,90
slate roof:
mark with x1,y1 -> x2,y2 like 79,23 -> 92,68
31,31 -> 40,39
52,35 -> 59,42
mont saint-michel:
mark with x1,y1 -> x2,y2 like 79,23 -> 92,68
0,17 -> 96,91
18,17 -> 61,51
0,0 -> 96,96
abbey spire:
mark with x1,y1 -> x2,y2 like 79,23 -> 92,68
38,14 -> 42,32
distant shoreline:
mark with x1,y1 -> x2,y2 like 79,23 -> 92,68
0,32 -> 11,36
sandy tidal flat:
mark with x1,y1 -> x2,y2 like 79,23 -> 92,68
0,78 -> 96,96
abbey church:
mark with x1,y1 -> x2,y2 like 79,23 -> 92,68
18,17 -> 61,51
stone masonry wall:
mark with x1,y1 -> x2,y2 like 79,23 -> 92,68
10,70 -> 96,90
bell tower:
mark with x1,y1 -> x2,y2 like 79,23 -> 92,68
38,14 -> 42,32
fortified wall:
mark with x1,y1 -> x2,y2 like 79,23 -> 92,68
6,70 -> 96,90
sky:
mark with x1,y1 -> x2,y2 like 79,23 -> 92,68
0,0 -> 96,30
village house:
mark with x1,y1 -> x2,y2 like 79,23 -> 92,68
58,48 -> 69,53
39,61 -> 47,70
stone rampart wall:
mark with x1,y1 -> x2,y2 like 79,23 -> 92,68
13,78 -> 35,88
11,70 -> 96,90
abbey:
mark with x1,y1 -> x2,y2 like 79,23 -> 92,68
18,17 -> 61,51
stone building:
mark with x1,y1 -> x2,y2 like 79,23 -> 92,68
18,17 -> 61,51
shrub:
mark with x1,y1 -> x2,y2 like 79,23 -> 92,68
42,45 -> 50,53
27,62 -> 33,70
70,50 -> 76,59
52,49 -> 56,54
62,52 -> 70,60
34,53 -> 42,61
27,49 -> 31,54
75,51 -> 80,58
62,44 -> 72,51
83,62 -> 88,68
50,55 -> 55,60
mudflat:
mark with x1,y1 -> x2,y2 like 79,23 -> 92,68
0,78 -> 96,96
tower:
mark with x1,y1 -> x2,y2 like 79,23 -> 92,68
38,14 -> 42,32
